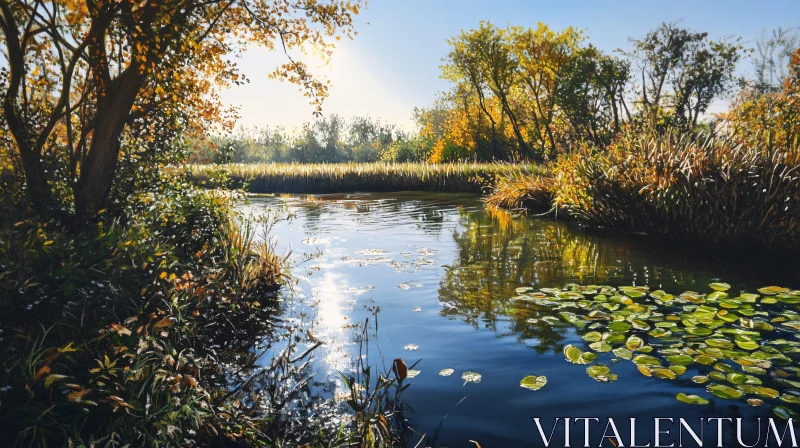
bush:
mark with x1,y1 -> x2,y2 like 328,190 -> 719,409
0,174 -> 287,446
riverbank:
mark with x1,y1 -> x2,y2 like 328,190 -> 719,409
486,131 -> 800,252
0,174 -> 412,446
186,162 -> 543,194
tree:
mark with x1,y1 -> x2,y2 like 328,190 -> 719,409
753,27 -> 799,94
629,21 -> 744,129
0,0 -> 361,223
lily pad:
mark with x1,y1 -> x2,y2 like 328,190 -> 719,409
438,368 -> 454,377
461,371 -> 481,384
707,384 -> 743,400
676,393 -> 709,405
520,375 -> 547,391
587,364 -> 618,382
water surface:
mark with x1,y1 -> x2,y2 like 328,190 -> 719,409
245,192 -> 800,447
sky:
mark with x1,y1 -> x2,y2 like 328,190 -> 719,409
220,0 -> 800,132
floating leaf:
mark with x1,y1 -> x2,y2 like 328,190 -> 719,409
780,395 -> 800,404
461,371 -> 481,384
564,344 -> 595,364
676,393 -> 709,405
587,364 -> 617,382
581,332 -> 602,342
633,355 -> 661,367
709,283 -> 731,291
612,347 -> 632,360
589,341 -> 612,352
520,375 -> 547,391
666,355 -> 693,366
773,406 -> 798,420
626,335 -> 643,351
707,384 -> 743,400
438,368 -> 454,377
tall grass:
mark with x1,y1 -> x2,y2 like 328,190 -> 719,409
187,162 -> 542,194
487,129 -> 800,250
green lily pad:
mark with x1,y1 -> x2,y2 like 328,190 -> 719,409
709,283 -> 731,292
773,406 -> 798,420
612,347 -> 632,360
666,355 -> 694,366
587,364 -> 618,382
676,393 -> 709,405
520,375 -> 547,391
633,355 -> 661,367
564,344 -> 596,364
780,395 -> 800,404
589,341 -> 613,352
581,332 -> 602,342
608,321 -> 632,332
626,335 -> 643,351
691,376 -> 709,384
707,384 -> 743,400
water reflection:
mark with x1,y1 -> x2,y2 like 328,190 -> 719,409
248,193 -> 800,446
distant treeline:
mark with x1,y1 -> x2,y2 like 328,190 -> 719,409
189,115 -> 427,164
192,22 -> 798,164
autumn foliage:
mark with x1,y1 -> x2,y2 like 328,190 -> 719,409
0,0 -> 361,222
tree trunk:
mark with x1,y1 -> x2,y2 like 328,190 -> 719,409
74,71 -> 144,221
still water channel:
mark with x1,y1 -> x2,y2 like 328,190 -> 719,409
244,192 -> 800,447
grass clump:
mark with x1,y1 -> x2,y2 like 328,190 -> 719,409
483,168 -> 554,212
488,128 -> 800,250
187,162 -> 541,194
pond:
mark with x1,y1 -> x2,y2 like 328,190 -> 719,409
244,192 -> 800,447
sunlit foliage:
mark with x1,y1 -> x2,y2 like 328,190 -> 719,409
0,0 -> 361,222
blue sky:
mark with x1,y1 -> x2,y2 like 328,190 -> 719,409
221,0 -> 800,131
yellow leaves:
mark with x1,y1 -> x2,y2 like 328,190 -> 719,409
34,366 -> 51,382
44,374 -> 68,388
110,323 -> 132,336
152,317 -> 173,329
106,395 -> 135,411
68,387 -> 92,402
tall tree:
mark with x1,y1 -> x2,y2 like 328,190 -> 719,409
0,0 -> 361,222
629,21 -> 744,129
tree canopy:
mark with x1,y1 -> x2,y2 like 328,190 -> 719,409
0,0 -> 361,222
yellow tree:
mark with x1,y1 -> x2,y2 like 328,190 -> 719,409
508,23 -> 584,159
0,0 -> 361,222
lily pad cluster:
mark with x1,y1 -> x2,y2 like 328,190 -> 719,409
510,283 -> 800,419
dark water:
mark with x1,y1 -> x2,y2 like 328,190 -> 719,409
244,192 -> 800,447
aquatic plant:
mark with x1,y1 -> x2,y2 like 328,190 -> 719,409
509,282 -> 800,419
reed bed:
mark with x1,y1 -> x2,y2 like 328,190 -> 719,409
187,162 -> 542,194
487,129 -> 800,250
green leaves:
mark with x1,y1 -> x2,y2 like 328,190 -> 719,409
520,375 -> 548,390
707,384 -> 743,400
564,344 -> 597,364
510,282 -> 800,418
587,364 -> 617,382
676,393 -> 708,405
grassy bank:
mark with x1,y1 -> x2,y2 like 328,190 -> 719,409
486,129 -> 800,251
0,173 -> 412,447
187,162 -> 542,194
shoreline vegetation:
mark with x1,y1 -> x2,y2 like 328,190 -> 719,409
186,162 -> 542,194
